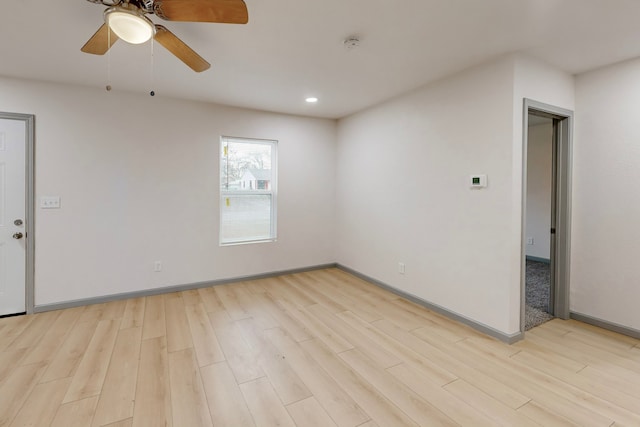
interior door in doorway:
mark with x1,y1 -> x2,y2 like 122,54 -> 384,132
0,117 -> 27,316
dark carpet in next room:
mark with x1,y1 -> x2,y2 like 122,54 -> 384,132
525,260 -> 553,330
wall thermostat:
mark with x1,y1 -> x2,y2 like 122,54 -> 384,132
470,174 -> 487,189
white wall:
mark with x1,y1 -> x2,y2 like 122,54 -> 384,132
0,77 -> 336,306
525,121 -> 552,260
336,54 -> 576,336
336,57 -> 518,335
573,58 -> 640,331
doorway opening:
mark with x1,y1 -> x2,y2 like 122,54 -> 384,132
522,100 -> 572,332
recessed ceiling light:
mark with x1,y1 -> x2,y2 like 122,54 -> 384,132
305,97 -> 319,103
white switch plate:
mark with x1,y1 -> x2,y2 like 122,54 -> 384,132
527,237 -> 534,245
154,261 -> 162,272
40,196 -> 61,209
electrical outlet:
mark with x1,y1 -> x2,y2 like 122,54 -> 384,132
154,261 -> 162,272
527,237 -> 534,245
398,262 -> 406,274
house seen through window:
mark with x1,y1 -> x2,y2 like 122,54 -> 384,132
220,137 -> 277,245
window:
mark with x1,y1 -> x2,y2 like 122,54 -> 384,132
220,136 -> 277,245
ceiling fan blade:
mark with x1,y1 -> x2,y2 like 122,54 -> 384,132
81,24 -> 119,55
153,0 -> 248,24
154,25 -> 211,72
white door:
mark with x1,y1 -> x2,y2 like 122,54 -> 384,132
0,118 -> 26,316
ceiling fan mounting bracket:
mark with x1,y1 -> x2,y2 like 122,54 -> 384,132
86,0 -> 123,6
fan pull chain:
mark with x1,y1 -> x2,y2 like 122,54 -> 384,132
150,36 -> 155,97
106,27 -> 112,92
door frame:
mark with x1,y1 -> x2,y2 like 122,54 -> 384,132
521,99 -> 573,332
1,112 -> 35,315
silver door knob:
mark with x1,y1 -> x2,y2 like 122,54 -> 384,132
12,232 -> 23,239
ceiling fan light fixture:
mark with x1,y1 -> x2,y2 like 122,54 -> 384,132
105,6 -> 155,44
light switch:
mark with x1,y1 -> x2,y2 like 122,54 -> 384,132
40,196 -> 61,209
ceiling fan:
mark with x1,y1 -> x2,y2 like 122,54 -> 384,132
82,0 -> 248,72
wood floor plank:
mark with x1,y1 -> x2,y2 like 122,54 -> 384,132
578,365 -> 640,400
265,327 -> 371,427
63,318 -> 120,403
180,289 -> 203,306
132,337 -> 172,427
20,306 -> 83,366
239,377 -> 297,427
214,284 -> 252,320
357,292 -> 428,331
102,418 -> 133,427
237,318 -> 313,405
561,319 -> 639,350
512,337 -> 588,373
301,338 -> 419,427
51,396 -> 99,427
517,401 -> 582,427
120,297 -> 145,330
306,304 -> 401,368
339,348 -> 458,426
198,287 -> 226,313
200,362 -> 256,427
0,362 -> 47,426
510,348 -> 640,414
374,318 -> 531,409
337,310 -> 457,385
391,298 -> 483,341
100,300 -> 127,320
184,303 -> 225,366
213,321 -> 265,384
286,396 -> 339,427
0,315 -> 34,349
164,294 -> 194,353
243,278 -> 268,294
92,327 -> 142,427
387,363 -> 495,427
40,319 -> 100,383
270,275 -> 318,306
530,327 -> 640,376
310,276 -> 382,323
250,292 -> 313,342
443,379 -> 541,427
278,298 -> 354,353
8,377 -> 71,427
168,348 -> 213,427
207,309 -> 234,328
0,348 -> 28,384
142,295 -> 166,340
8,310 -> 60,350
453,338 -> 616,427
288,273 -> 349,314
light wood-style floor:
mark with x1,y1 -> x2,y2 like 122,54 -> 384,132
1,268 -> 640,427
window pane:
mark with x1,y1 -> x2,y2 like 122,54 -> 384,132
221,140 -> 272,191
220,194 -> 273,244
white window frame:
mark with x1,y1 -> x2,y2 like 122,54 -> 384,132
220,136 -> 278,246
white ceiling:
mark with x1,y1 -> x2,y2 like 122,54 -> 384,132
2,0 -> 640,119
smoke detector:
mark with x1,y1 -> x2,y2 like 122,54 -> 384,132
343,36 -> 360,50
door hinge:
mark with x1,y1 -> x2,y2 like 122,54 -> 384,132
550,228 -> 556,234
